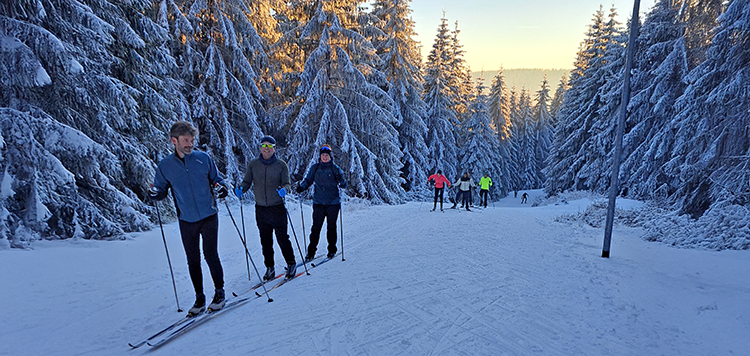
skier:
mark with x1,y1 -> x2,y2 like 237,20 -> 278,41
453,172 -> 474,211
149,121 -> 228,316
234,136 -> 297,280
427,169 -> 451,211
478,173 -> 492,208
295,144 -> 347,261
521,192 -> 529,204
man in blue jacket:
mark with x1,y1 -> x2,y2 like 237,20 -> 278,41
149,121 -> 229,316
296,144 -> 347,261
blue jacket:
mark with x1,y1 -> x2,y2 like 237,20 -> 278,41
299,161 -> 347,205
152,150 -> 226,223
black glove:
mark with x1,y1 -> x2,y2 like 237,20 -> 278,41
148,186 -> 160,199
296,184 -> 305,193
214,184 -> 228,199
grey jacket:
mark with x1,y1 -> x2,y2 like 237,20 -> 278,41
239,155 -> 291,207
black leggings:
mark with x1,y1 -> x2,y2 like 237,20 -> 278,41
255,204 -> 296,267
179,214 -> 224,296
433,187 -> 445,209
308,204 -> 340,256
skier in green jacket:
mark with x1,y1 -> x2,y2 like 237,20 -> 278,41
478,173 -> 492,208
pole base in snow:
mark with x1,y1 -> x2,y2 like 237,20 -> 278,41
601,250 -> 610,258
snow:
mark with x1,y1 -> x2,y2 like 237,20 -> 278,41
1,191 -> 748,355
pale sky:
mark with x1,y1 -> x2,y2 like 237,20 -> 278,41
408,0 -> 658,70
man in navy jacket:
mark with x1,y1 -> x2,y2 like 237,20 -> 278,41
150,121 -> 228,316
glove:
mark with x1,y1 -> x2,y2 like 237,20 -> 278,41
148,186 -> 160,198
277,187 -> 287,198
234,187 -> 244,198
214,184 -> 228,199
295,184 -> 304,193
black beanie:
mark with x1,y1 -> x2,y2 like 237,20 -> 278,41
260,135 -> 276,145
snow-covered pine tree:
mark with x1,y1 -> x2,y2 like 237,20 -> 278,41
665,0 -> 749,219
514,89 -> 536,189
575,5 -> 625,194
545,6 -> 610,194
448,21 -> 474,121
549,73 -> 569,120
487,68 -> 515,194
622,0 -> 688,200
681,0 -> 723,70
375,0 -> 430,196
162,0 -> 267,187
283,15 -> 405,203
532,76 -> 554,189
422,14 -> 460,181
459,79 -> 506,200
0,0 -> 162,246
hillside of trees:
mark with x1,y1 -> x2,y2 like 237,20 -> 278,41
473,69 -> 569,95
1,0 -> 748,250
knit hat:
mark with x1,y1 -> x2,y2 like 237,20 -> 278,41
320,144 -> 332,156
260,135 -> 276,145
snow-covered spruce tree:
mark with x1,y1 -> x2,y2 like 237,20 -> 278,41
622,0 -> 688,201
575,6 -> 626,194
487,68 -> 515,194
665,0 -> 750,220
0,0 -> 169,245
284,21 -> 405,203
506,86 -> 523,191
422,15 -> 460,181
374,0 -> 430,196
681,0 -> 724,70
545,6 -> 610,194
160,0 -> 267,187
549,73 -> 569,120
448,21 -> 474,121
512,89 -> 536,189
532,76 -> 554,189
459,79 -> 506,199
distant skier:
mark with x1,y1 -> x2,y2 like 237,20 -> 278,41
296,144 -> 347,261
453,172 -> 474,211
150,121 -> 228,316
478,173 -> 492,208
235,136 -> 297,281
427,170 -> 451,212
521,192 -> 529,204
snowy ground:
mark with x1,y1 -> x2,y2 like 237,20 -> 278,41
1,190 -> 749,356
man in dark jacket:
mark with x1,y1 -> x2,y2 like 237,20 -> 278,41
235,136 -> 297,280
150,121 -> 228,316
296,144 -> 347,261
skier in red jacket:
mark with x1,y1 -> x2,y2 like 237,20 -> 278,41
427,170 -> 451,212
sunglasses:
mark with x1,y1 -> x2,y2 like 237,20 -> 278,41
261,143 -> 275,148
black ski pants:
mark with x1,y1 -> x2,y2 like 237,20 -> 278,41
255,204 -> 296,267
308,203 -> 340,257
479,189 -> 489,207
458,189 -> 470,208
433,187 -> 445,209
178,214 -> 224,297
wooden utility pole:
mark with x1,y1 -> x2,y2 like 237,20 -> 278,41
603,0 -> 640,258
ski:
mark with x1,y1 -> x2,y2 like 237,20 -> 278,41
310,253 -> 341,268
254,269 -> 308,297
147,296 -> 252,348
231,273 -> 283,297
128,314 -> 196,348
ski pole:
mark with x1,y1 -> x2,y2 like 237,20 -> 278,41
239,195 -> 251,280
339,190 -> 345,262
154,199 -> 182,313
222,199 -> 273,302
281,196 -> 310,275
300,197 -> 307,257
